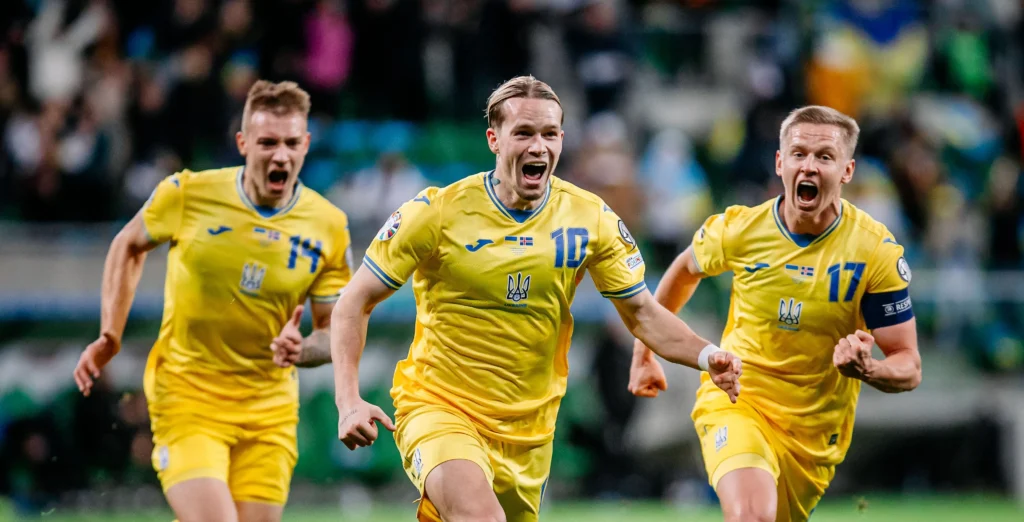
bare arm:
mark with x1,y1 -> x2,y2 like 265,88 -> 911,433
101,212 -> 161,348
614,289 -> 714,369
864,319 -> 922,393
331,266 -> 396,407
294,300 -> 337,368
633,245 -> 708,359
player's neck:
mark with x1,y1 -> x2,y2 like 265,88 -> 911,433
780,197 -> 841,236
492,169 -> 542,211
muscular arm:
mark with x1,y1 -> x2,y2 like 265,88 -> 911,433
864,318 -> 922,393
613,289 -> 714,369
100,212 -> 161,348
295,301 -> 337,368
331,266 -> 396,407
633,245 -> 708,360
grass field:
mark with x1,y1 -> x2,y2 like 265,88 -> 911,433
5,496 -> 1023,521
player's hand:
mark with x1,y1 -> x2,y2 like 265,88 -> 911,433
74,333 -> 120,397
271,305 -> 304,368
628,347 -> 668,398
337,399 -> 396,450
833,329 -> 876,380
708,351 -> 742,403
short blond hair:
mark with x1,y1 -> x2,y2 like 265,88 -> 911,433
241,80 -> 311,132
779,105 -> 860,156
485,75 -> 563,129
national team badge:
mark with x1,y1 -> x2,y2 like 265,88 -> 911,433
506,272 -> 531,306
239,262 -> 267,295
412,447 -> 423,479
617,220 -> 636,249
157,446 -> 169,471
778,297 -> 802,331
377,210 -> 402,241
897,256 -> 911,283
714,426 -> 728,452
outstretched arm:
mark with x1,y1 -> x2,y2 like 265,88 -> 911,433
332,266 -> 398,449
74,212 -> 161,395
613,289 -> 741,403
633,245 -> 707,359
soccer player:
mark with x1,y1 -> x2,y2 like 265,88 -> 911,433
629,105 -> 923,522
329,75 -> 742,522
71,81 -> 353,522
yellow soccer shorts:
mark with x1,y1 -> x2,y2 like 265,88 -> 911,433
394,404 -> 552,522
150,413 -> 298,505
694,401 -> 835,522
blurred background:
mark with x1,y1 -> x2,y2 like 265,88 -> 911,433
2,0 -> 1024,520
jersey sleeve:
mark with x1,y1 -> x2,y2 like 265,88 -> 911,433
690,212 -> 729,276
362,188 -> 440,290
588,206 -> 647,299
860,236 -> 914,329
309,218 -> 354,303
141,173 -> 186,244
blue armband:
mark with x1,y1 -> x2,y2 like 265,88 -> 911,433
861,288 -> 914,329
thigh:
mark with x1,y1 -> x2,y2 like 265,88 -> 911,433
775,451 -> 835,522
694,408 -> 781,489
424,459 -> 503,522
394,406 -> 496,521
490,440 -> 554,522
152,415 -> 234,494
229,423 -> 298,506
165,477 -> 238,522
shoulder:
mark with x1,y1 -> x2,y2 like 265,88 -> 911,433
842,200 -> 900,253
174,166 -> 239,190
550,176 -> 605,211
299,184 -> 349,227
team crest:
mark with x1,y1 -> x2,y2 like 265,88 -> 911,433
897,256 -> 911,283
714,426 -> 728,452
377,210 -> 402,241
156,446 -> 169,471
239,262 -> 267,295
778,297 -> 802,331
412,447 -> 423,479
617,220 -> 636,250
506,272 -> 531,306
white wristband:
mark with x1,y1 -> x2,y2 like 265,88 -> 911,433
698,344 -> 723,372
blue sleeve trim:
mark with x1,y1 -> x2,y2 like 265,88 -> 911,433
862,288 -> 914,329
601,280 -> 647,299
363,256 -> 403,290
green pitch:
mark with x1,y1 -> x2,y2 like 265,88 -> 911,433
6,495 -> 1022,521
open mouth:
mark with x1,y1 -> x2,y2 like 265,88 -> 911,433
521,162 -> 546,183
267,170 -> 288,191
796,181 -> 819,205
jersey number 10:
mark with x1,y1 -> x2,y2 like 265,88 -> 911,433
552,228 -> 588,268
828,262 -> 865,302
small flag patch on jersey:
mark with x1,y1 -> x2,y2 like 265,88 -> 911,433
253,227 -> 281,241
785,264 -> 815,277
520,236 -> 534,246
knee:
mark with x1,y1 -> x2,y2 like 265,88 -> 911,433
723,503 -> 775,522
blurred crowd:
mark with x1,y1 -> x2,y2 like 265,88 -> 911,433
1,0 -> 1022,269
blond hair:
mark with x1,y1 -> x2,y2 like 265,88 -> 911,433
779,105 -> 860,156
485,76 -> 563,129
241,80 -> 311,132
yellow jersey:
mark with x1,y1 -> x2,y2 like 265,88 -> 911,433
365,171 -> 647,445
141,167 -> 353,426
690,197 -> 913,465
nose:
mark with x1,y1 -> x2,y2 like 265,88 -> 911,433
527,135 -> 545,156
271,145 -> 289,165
799,155 -> 818,175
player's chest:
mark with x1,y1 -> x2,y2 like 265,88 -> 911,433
732,248 -> 870,333
436,220 -> 591,308
178,212 -> 326,297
